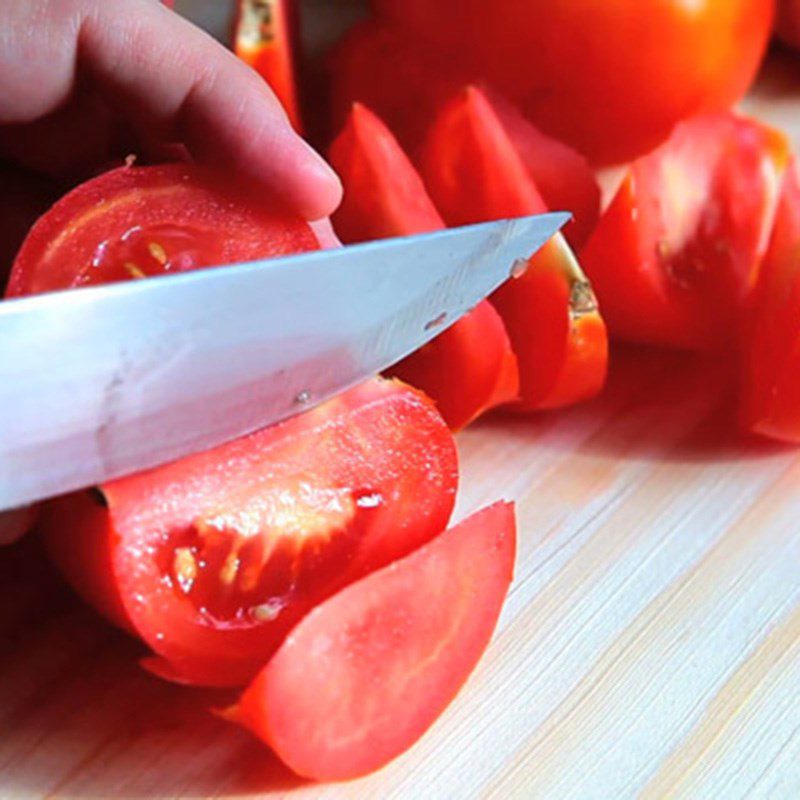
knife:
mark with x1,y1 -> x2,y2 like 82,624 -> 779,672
0,212 -> 568,510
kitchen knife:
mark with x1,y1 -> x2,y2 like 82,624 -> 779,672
0,212 -> 568,509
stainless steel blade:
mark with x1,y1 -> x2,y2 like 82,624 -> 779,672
0,212 -> 568,509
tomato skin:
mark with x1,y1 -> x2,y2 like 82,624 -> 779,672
228,501 -> 515,781
418,87 -> 608,411
741,163 -> 800,442
233,0 -> 303,132
581,113 -> 790,351
5,163 -> 317,297
329,102 -> 519,429
363,0 -> 773,164
41,378 -> 458,687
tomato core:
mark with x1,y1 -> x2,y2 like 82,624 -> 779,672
88,224 -> 226,285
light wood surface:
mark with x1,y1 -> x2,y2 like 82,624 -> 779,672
3,29 -> 800,800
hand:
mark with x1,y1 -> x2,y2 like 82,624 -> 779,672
0,0 -> 341,265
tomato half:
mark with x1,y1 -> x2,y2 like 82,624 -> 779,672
42,378 -> 458,687
418,87 -> 608,411
233,0 -> 303,132
227,501 -> 515,781
5,163 -> 318,297
329,102 -> 519,429
581,113 -> 790,351
741,162 -> 800,442
363,0 -> 773,164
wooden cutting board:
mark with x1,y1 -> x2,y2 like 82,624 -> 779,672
3,32 -> 800,800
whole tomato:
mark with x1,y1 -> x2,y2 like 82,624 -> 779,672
365,0 -> 774,164
777,0 -> 800,47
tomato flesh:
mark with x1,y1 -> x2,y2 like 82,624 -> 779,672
42,378 -> 458,686
581,113 -> 790,351
741,162 -> 800,442
418,86 -> 608,411
329,101 -> 519,429
228,501 -> 515,781
5,163 -> 318,296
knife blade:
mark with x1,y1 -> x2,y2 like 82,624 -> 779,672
0,212 -> 568,510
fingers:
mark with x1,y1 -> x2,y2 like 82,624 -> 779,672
0,0 -> 341,220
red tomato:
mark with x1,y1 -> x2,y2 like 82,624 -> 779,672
329,102 -> 519,429
233,1 -> 303,132
42,378 -> 459,687
5,163 -> 318,297
777,0 -> 800,48
581,113 -> 790,351
364,0 -> 773,164
226,501 -> 515,780
741,162 -> 800,442
418,87 -> 608,411
327,21 -> 599,247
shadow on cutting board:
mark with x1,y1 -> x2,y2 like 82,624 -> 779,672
0,536 -> 307,798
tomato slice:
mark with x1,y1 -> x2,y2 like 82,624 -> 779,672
233,0 -> 303,132
418,86 -> 608,411
741,162 -> 800,442
581,113 -> 790,351
226,501 -> 515,781
5,163 -> 318,297
329,102 -> 519,429
42,378 -> 458,687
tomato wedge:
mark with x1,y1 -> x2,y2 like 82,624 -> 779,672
329,102 -> 518,429
233,0 -> 303,132
42,378 -> 459,687
581,113 -> 790,351
5,163 -> 318,297
418,87 -> 608,411
741,162 -> 800,442
226,501 -> 515,781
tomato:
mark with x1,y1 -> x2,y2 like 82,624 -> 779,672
0,507 -> 39,547
362,0 -> 773,164
777,0 -> 800,48
226,501 -> 515,781
42,378 -> 458,687
741,162 -> 800,442
233,1 -> 303,132
418,87 -> 608,411
327,22 -> 599,248
581,113 -> 790,351
328,102 -> 519,429
5,163 -> 317,297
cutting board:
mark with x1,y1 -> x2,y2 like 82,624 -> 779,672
3,30 -> 800,800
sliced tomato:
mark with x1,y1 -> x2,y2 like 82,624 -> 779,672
5,163 -> 317,297
581,113 -> 790,352
741,162 -> 800,442
226,501 -> 515,781
233,0 -> 303,132
329,102 -> 519,429
418,87 -> 608,411
42,378 -> 458,687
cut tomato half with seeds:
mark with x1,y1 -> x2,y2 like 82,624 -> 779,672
418,86 -> 608,411
5,163 -> 318,297
581,112 -> 790,351
42,378 -> 458,686
226,501 -> 516,781
329,102 -> 519,429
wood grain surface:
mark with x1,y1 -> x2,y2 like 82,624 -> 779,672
3,22 -> 800,800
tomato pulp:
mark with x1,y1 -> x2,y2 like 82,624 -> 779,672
581,113 -> 790,351
228,501 -> 516,780
5,163 -> 318,296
